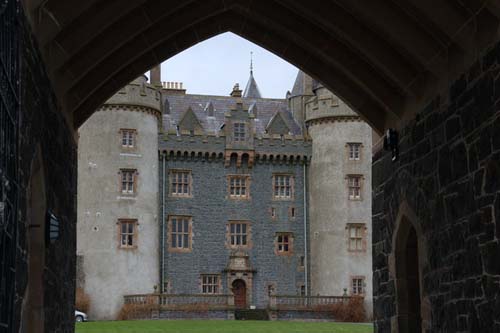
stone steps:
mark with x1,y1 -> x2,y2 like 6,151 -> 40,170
234,309 -> 269,320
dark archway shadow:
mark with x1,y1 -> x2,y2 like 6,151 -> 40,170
395,220 -> 421,333
21,146 -> 47,333
390,201 -> 431,333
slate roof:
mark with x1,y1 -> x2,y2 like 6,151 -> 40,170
290,70 -> 305,97
162,93 -> 302,135
242,71 -> 262,98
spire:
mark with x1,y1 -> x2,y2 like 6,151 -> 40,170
250,51 -> 253,74
290,70 -> 314,97
243,52 -> 262,99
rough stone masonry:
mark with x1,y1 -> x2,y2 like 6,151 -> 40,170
372,39 -> 500,332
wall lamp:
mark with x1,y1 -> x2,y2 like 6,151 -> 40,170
383,128 -> 399,162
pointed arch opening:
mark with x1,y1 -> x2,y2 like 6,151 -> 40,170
392,202 -> 430,333
395,220 -> 421,333
21,146 -> 47,333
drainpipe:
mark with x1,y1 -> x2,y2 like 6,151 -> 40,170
303,161 -> 308,296
161,152 -> 166,293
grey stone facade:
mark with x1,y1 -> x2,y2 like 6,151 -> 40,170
160,156 -> 308,308
306,85 -> 374,315
77,76 -> 161,320
77,69 -> 373,320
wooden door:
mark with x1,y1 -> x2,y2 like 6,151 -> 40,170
232,279 -> 247,309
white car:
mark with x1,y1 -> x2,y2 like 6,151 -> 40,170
75,310 -> 88,322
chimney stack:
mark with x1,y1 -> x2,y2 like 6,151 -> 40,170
150,65 -> 162,87
230,83 -> 242,97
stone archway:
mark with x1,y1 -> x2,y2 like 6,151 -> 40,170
21,0 -> 500,133
390,201 -> 430,333
21,146 -> 47,333
232,279 -> 247,309
226,250 -> 254,309
395,220 -> 421,333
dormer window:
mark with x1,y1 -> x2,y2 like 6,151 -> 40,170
234,123 -> 245,142
205,101 -> 215,117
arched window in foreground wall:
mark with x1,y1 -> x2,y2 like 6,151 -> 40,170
21,147 -> 46,333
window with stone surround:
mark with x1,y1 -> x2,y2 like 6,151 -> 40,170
118,219 -> 137,249
271,207 -> 277,220
162,280 -> 171,293
170,169 -> 192,197
201,275 -> 220,294
273,174 -> 294,200
168,215 -> 192,252
227,221 -> 251,249
351,276 -> 365,295
267,283 -> 276,296
299,255 -> 305,268
228,175 -> 250,199
347,223 -> 366,252
299,284 -> 306,296
347,175 -> 362,200
120,169 -> 137,194
275,232 -> 293,255
120,128 -> 136,148
234,122 -> 246,141
347,143 -> 361,160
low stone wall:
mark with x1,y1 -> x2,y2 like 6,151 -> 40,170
158,310 -> 233,320
123,294 -> 235,320
270,310 -> 336,321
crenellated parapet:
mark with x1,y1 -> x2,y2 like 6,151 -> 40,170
159,133 -> 226,155
305,86 -> 361,125
159,132 -> 311,164
103,75 -> 161,116
254,134 -> 311,158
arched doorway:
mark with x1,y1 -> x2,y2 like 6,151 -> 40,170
21,148 -> 46,333
395,218 -> 422,333
232,279 -> 247,309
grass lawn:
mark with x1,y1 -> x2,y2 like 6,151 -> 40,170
75,320 -> 373,333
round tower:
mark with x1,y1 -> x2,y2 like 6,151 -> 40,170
306,83 -> 373,315
77,75 -> 161,319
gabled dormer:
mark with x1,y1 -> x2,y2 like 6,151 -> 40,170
225,101 -> 254,148
204,101 -> 215,117
224,97 -> 255,167
248,102 -> 258,118
266,111 -> 290,136
178,106 -> 203,134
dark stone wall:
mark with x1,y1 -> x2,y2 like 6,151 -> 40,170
12,9 -> 77,333
372,41 -> 500,332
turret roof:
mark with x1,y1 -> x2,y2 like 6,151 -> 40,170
242,70 -> 262,99
290,70 -> 314,97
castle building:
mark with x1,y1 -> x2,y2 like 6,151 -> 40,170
76,67 -> 373,320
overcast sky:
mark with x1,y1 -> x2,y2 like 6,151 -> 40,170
155,32 -> 299,99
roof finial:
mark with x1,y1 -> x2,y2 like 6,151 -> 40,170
250,51 -> 253,74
